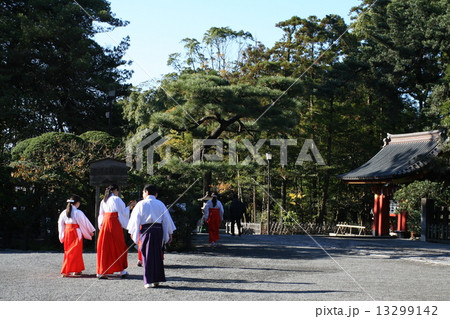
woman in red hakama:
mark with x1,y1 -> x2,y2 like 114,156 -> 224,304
204,194 -> 224,247
58,195 -> 95,277
96,185 -> 131,279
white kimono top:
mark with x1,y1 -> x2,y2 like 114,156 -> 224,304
58,208 -> 95,243
98,194 -> 130,229
203,199 -> 224,221
127,195 -> 176,245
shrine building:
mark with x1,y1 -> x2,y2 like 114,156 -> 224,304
337,130 -> 443,237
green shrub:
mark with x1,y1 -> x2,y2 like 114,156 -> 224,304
394,180 -> 450,235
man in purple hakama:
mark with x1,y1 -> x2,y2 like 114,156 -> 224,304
127,184 -> 176,288
140,223 -> 165,285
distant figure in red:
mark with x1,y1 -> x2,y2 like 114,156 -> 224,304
58,195 -> 95,277
137,227 -> 143,267
96,184 -> 131,279
203,193 -> 224,247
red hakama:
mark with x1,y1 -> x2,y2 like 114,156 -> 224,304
138,237 -> 143,262
97,212 -> 128,275
138,225 -> 143,262
207,207 -> 221,243
61,224 -> 84,274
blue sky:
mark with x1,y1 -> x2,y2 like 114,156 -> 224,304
95,0 -> 361,87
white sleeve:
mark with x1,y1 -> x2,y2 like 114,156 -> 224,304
126,210 -> 135,232
219,202 -> 224,220
127,203 -> 142,244
116,197 -> 130,229
57,212 -> 65,243
98,200 -> 105,228
76,210 -> 95,240
162,209 -> 176,244
203,201 -> 211,220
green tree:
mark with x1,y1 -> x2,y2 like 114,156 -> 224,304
120,85 -> 169,134
241,14 -> 379,224
352,0 -> 450,125
0,0 -> 131,146
127,2 -> 449,231
168,26 -> 253,76
158,74 -> 300,194
394,180 -> 450,235
8,131 -> 123,249
428,64 -> 450,138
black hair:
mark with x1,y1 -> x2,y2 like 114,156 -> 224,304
103,184 -> 119,203
144,184 -> 158,196
65,195 -> 81,218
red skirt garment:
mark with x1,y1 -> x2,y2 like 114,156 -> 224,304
61,224 -> 84,274
96,213 -> 128,275
207,208 -> 221,243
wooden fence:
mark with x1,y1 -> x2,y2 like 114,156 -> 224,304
421,198 -> 450,242
267,222 -> 338,235
226,222 -> 338,235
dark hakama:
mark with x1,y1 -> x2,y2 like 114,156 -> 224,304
140,223 -> 165,284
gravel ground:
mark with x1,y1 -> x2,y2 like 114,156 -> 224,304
0,233 -> 449,302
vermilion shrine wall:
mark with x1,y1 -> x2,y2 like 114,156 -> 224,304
371,185 -> 407,236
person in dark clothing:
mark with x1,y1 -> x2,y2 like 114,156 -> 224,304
229,194 -> 246,236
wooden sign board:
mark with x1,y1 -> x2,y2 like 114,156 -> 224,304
89,158 -> 128,186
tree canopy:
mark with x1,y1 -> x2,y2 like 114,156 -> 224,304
2,0 -> 449,249
0,0 -> 131,146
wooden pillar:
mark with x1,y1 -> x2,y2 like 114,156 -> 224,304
372,186 -> 392,236
379,193 -> 390,236
397,211 -> 407,232
372,193 -> 380,236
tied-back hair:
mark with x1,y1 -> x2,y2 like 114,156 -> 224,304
103,184 -> 119,203
212,195 -> 217,207
65,195 -> 81,218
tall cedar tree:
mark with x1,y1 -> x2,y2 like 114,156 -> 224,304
0,0 -> 131,146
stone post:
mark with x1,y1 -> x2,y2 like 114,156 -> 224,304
421,198 -> 434,242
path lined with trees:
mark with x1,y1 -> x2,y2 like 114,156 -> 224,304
1,0 -> 449,250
